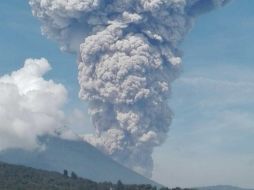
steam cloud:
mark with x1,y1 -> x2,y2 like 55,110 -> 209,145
0,58 -> 75,151
29,0 -> 229,177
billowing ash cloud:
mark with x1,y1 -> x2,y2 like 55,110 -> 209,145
0,58 -> 75,151
29,0 -> 229,177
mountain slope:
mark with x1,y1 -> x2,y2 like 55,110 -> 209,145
0,136 -> 159,186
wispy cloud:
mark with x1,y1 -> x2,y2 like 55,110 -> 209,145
153,64 -> 254,188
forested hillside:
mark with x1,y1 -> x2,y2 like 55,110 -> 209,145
0,162 -> 192,190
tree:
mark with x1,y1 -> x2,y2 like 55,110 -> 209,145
116,180 -> 124,190
172,187 -> 181,190
71,171 -> 78,179
63,169 -> 68,177
160,187 -> 170,190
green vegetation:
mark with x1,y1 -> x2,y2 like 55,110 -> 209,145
0,162 -> 195,190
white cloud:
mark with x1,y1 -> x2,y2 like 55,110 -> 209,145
0,58 -> 73,151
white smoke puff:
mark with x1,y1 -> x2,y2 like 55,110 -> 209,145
29,0 -> 230,177
0,58 -> 73,151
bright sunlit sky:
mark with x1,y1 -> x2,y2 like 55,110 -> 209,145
0,0 -> 253,188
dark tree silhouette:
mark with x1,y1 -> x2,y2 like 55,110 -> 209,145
63,169 -> 68,177
71,171 -> 78,179
116,180 -> 124,190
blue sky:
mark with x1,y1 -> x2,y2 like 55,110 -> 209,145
153,1 -> 254,188
0,0 -> 254,188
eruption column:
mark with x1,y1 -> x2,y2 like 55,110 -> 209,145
29,0 -> 230,177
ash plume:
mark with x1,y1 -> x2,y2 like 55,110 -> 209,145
29,0 -> 230,177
